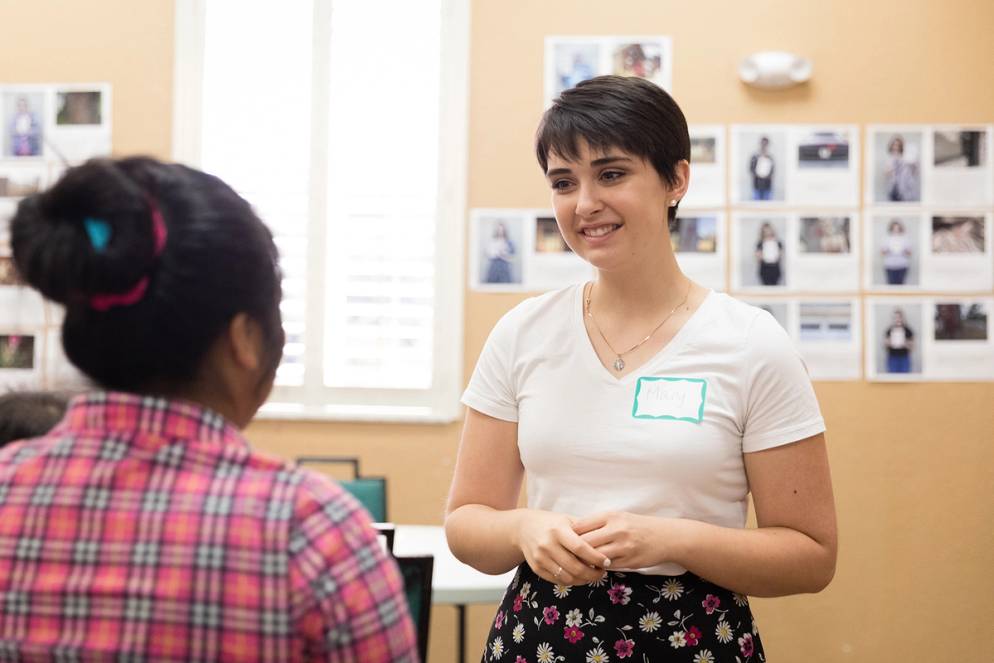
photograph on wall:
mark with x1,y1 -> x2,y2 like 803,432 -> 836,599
927,126 -> 993,207
796,299 -> 861,381
867,300 -> 924,380
923,212 -> 993,291
788,125 -> 859,206
0,331 -> 41,391
731,126 -> 788,204
56,90 -> 104,126
470,209 -> 525,291
934,301 -> 988,341
46,85 -> 112,164
867,126 -> 923,205
793,214 -> 859,292
919,298 -> 994,380
528,213 -> 592,290
732,213 -> 788,290
0,162 -> 46,199
865,212 -> 921,289
682,125 -> 725,208
544,38 -> 601,104
671,212 -> 725,291
0,206 -> 11,256
2,90 -> 45,158
610,38 -> 671,90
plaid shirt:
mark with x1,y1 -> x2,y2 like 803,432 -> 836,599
0,392 -> 418,662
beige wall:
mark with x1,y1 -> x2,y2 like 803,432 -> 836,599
3,1 -> 993,661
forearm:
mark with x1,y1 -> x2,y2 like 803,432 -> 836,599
666,518 -> 836,598
445,504 -> 527,575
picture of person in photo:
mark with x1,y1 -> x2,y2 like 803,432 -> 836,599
934,130 -> 985,168
0,257 -> 23,286
56,91 -> 102,126
800,217 -> 850,254
535,216 -> 571,253
755,222 -> 784,286
483,220 -> 517,284
553,43 -> 598,96
883,134 -> 920,202
670,216 -> 717,253
931,216 -> 985,253
934,303 -> 988,341
690,136 -> 716,164
883,308 -> 914,373
7,96 -> 42,157
0,334 -> 34,370
881,219 -> 913,284
749,136 -> 775,200
612,42 -> 663,81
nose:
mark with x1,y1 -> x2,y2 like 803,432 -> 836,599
574,181 -> 602,218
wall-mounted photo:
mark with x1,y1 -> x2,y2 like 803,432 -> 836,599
867,214 -> 920,288
799,302 -> 853,342
611,40 -> 669,89
690,136 -> 716,164
800,216 -> 850,254
874,303 -> 923,376
56,90 -> 103,125
927,125 -> 993,206
931,215 -> 985,254
476,214 -> 523,287
683,125 -> 725,208
0,334 -> 34,370
797,130 -> 849,169
732,127 -> 787,204
934,302 -> 988,341
2,91 -> 45,158
545,40 -> 600,102
934,130 -> 985,168
671,215 -> 717,253
0,169 -> 43,198
741,216 -> 787,288
535,216 -> 571,253
869,128 -> 922,204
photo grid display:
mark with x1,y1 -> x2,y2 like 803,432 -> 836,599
0,83 -> 110,391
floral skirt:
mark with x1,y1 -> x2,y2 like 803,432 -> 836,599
481,564 -> 765,662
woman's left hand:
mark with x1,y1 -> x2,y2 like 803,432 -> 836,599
572,512 -> 679,571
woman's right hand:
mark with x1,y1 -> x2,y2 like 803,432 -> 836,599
514,509 -> 611,586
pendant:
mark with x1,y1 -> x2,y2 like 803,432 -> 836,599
613,357 -> 625,371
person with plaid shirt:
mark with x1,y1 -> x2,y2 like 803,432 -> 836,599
0,157 -> 418,661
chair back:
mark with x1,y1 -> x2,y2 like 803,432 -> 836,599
395,554 -> 433,662
340,476 -> 388,522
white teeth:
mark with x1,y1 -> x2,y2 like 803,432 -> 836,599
584,224 -> 619,237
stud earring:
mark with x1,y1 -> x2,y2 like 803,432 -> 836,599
669,199 -> 678,207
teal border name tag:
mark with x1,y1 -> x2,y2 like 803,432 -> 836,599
632,377 -> 707,423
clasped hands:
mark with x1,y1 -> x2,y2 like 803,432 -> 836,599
517,510 -> 674,586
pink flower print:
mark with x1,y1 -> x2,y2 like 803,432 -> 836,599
739,633 -> 755,658
512,594 -> 523,612
614,638 -> 635,658
686,625 -> 702,646
563,625 -> 585,644
608,583 -> 633,605
543,605 -> 560,625
702,593 -> 721,614
495,610 -> 505,629
515,658 -> 527,663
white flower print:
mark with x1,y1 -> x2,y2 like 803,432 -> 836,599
715,620 -> 734,644
638,611 -> 662,633
520,582 -> 532,597
668,631 -> 687,649
536,642 -> 555,663
565,609 -> 583,627
490,636 -> 504,660
588,575 -> 608,587
512,623 -> 526,644
553,583 -> 571,599
733,592 -> 749,607
585,645 -> 610,663
693,650 -> 716,663
752,618 -> 759,635
661,579 -> 684,600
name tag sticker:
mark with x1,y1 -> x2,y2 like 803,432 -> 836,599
632,377 -> 707,423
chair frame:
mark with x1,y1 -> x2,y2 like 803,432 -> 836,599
394,553 -> 433,662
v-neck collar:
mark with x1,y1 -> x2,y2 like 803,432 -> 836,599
572,283 -> 715,386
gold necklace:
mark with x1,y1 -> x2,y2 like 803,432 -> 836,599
584,280 -> 692,372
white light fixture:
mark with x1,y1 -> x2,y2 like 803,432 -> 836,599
738,51 -> 812,90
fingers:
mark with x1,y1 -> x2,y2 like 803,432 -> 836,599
571,513 -> 608,536
562,530 -> 612,569
539,549 -> 605,586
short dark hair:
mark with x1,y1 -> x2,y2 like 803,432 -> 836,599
0,391 -> 69,447
535,75 -> 691,222
11,157 -> 284,392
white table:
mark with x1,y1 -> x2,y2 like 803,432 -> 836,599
393,525 -> 515,663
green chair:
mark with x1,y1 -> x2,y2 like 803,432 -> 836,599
395,554 -> 433,662
296,455 -> 389,522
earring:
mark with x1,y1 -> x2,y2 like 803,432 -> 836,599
669,199 -> 678,207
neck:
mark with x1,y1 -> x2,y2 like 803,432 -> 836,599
592,240 -> 688,317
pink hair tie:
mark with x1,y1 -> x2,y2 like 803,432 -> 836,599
89,200 -> 168,312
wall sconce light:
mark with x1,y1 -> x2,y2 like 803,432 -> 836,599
738,51 -> 812,90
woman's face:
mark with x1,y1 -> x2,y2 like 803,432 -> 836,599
892,310 -> 905,325
544,140 -> 685,272
761,224 -> 776,239
889,137 -> 904,156
888,221 -> 904,234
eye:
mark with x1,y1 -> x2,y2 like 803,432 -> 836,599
550,179 -> 574,192
600,170 -> 625,182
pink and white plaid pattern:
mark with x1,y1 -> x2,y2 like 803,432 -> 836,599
0,392 -> 418,662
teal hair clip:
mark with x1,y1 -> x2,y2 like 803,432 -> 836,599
83,217 -> 112,252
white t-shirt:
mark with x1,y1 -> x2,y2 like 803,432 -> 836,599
462,285 -> 826,575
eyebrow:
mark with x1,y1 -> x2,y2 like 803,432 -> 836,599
546,155 -> 634,177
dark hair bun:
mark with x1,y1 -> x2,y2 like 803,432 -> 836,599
11,158 -> 160,307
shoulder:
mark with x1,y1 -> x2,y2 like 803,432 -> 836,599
487,284 -> 580,343
696,293 -> 792,359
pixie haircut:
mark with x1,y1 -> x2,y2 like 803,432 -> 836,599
536,75 -> 691,221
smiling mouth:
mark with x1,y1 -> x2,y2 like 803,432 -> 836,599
582,224 -> 621,238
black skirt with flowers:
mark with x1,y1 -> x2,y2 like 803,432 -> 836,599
481,563 -> 765,663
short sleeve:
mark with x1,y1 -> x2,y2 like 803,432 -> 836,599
741,310 -> 826,453
461,308 -> 520,422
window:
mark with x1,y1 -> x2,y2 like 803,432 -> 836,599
173,0 -> 468,421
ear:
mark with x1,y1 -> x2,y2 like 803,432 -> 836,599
670,159 -> 691,202
227,313 -> 262,372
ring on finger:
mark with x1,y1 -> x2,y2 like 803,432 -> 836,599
553,565 -> 563,579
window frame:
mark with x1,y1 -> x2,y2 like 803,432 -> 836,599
172,0 -> 468,423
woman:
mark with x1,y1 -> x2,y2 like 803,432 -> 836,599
0,157 -> 418,661
446,77 -> 836,662
754,222 -> 783,286
884,308 -> 915,374
485,221 -> 516,283
884,135 -> 919,202
881,219 -> 913,285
